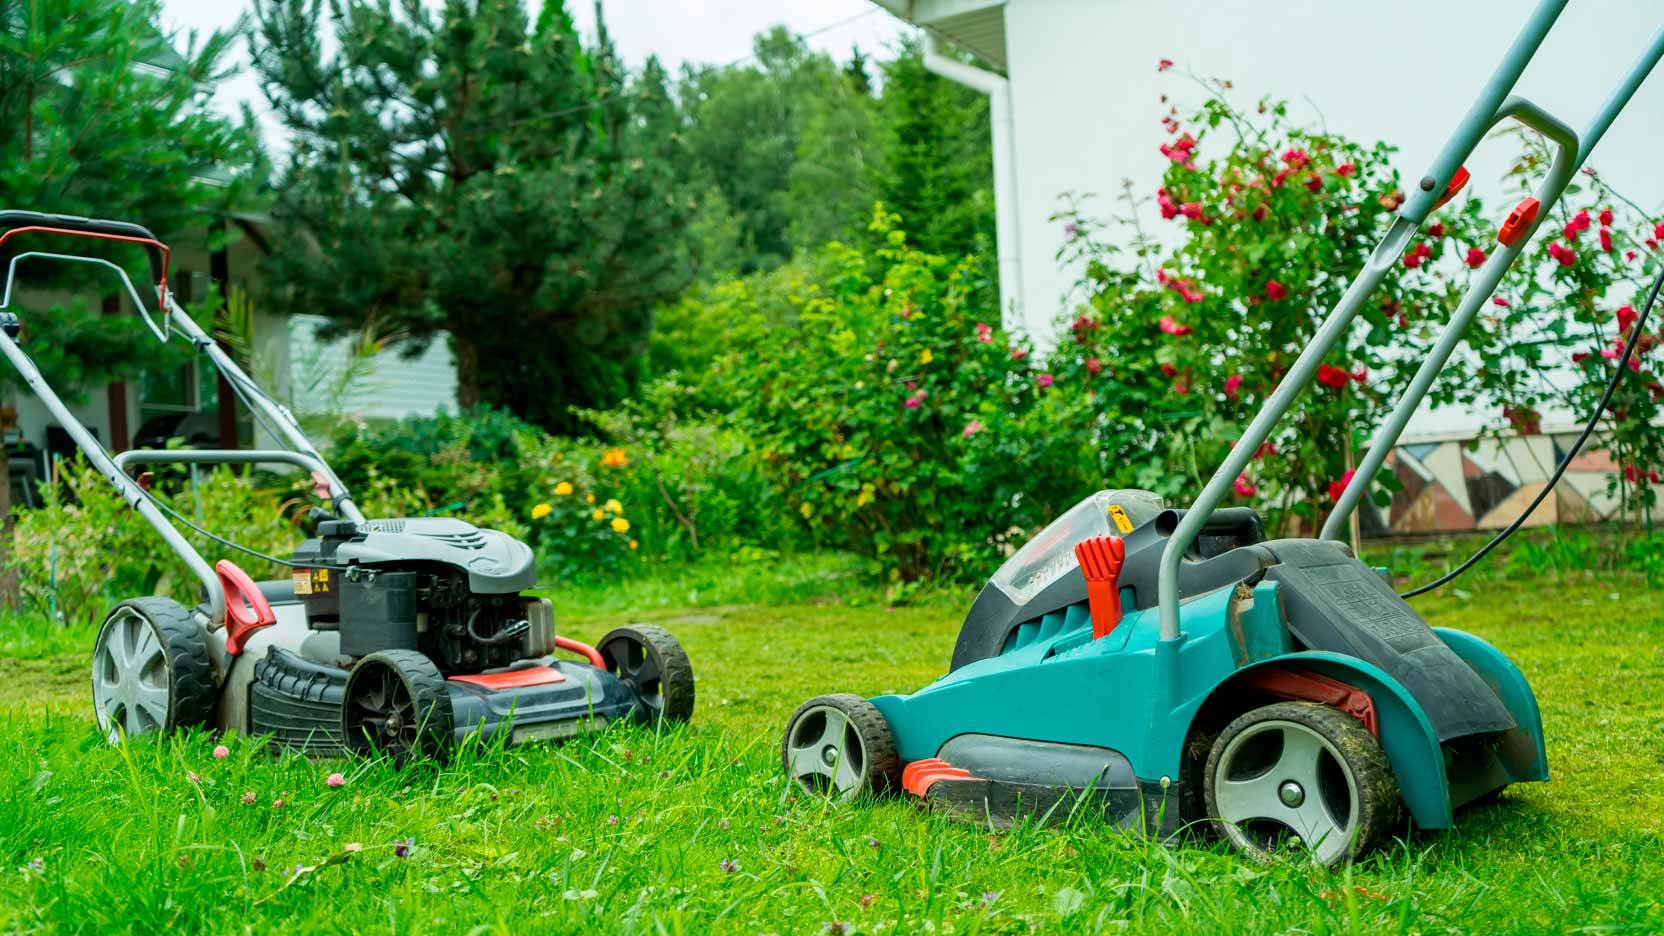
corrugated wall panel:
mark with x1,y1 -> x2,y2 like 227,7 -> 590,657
287,315 -> 458,419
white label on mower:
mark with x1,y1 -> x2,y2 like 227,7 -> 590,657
292,570 -> 312,596
512,717 -> 605,745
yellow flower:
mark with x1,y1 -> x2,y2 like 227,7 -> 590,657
600,448 -> 629,469
604,498 -> 623,514
530,502 -> 553,520
591,509 -> 606,522
585,494 -> 596,504
611,517 -> 630,534
800,502 -> 814,519
919,348 -> 934,365
553,481 -> 574,497
628,539 -> 639,550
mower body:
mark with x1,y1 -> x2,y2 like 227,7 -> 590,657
202,515 -> 670,755
866,491 -> 1547,833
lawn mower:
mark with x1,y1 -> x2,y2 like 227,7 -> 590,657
0,210 -> 695,759
783,1 -> 1664,865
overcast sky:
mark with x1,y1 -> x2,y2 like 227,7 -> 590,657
158,0 -> 907,149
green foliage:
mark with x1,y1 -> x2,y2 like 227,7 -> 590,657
869,39 -> 996,261
722,207 -> 1097,584
249,0 -> 698,432
1051,91 -> 1504,533
679,27 -> 880,275
9,460 -> 305,624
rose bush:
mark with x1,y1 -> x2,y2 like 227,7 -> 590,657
1051,69 -> 1664,534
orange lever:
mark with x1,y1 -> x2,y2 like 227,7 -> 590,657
218,559 -> 277,655
1433,166 -> 1471,210
1075,535 -> 1126,639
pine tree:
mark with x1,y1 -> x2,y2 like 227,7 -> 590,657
0,0 -> 257,538
249,0 -> 698,432
871,38 -> 996,259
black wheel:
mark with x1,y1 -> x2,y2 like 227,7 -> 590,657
1204,701 -> 1401,867
342,650 -> 453,762
781,693 -> 899,801
91,597 -> 216,742
597,624 -> 695,724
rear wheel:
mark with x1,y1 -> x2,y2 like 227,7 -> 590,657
1204,701 -> 1400,867
342,650 -> 453,762
597,625 -> 695,723
781,694 -> 899,801
91,597 -> 215,743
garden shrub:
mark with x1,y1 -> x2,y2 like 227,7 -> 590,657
722,206 -> 1103,584
1049,73 -> 1664,535
10,460 -> 307,624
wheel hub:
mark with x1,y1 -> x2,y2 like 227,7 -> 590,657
1278,780 -> 1305,808
821,744 -> 840,767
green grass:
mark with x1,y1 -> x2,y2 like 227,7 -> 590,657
2,552 -> 1663,933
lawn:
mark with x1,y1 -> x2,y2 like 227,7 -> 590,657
2,547 -> 1662,933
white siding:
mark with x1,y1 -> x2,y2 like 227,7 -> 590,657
287,315 -> 458,420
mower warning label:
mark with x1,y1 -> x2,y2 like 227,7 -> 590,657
1108,505 -> 1134,534
292,568 -> 331,597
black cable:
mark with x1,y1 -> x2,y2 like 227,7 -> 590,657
145,490 -> 353,572
1400,262 -> 1664,598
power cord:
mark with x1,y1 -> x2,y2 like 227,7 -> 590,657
1401,262 -> 1664,598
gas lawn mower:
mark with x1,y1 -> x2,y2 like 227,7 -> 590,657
0,210 -> 694,760
783,1 -> 1664,865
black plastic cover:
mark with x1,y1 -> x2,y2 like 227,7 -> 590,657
1260,538 -> 1515,742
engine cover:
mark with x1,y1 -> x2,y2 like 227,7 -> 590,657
335,518 -> 536,593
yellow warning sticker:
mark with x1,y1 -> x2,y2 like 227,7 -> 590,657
1108,504 -> 1134,534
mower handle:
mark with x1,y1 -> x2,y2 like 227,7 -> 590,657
0,211 -> 167,283
113,448 -> 356,508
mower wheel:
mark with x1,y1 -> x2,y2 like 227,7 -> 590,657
597,624 -> 695,724
92,597 -> 216,743
342,650 -> 453,763
781,694 -> 899,801
1204,701 -> 1401,867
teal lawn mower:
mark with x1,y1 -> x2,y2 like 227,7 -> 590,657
781,0 -> 1664,866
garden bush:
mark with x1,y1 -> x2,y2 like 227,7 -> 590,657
10,461 -> 307,624
721,206 -> 1103,585
1051,70 -> 1664,533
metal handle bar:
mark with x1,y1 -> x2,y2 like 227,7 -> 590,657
1157,0 -> 1663,642
0,253 -> 170,341
1320,97 -> 1579,541
115,448 -> 351,510
0,211 -> 166,282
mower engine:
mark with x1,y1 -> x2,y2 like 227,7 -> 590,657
290,517 -> 549,674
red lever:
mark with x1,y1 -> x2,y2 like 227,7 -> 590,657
1498,197 -> 1542,247
1074,535 -> 1126,639
217,559 -> 277,655
1433,165 -> 1471,210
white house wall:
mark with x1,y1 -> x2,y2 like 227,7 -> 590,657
998,0 -> 1664,350
287,315 -> 458,421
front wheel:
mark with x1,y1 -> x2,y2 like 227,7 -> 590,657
92,597 -> 216,743
597,625 -> 695,724
781,694 -> 899,801
342,650 -> 453,763
1204,701 -> 1401,867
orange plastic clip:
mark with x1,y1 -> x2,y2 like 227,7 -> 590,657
1498,197 -> 1542,247
1074,535 -> 1126,639
1433,165 -> 1471,210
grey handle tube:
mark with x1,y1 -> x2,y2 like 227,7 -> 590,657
0,331 -> 224,626
1320,97 -> 1580,542
113,448 -> 330,477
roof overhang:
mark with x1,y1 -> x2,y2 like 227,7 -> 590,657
870,0 -> 1007,70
